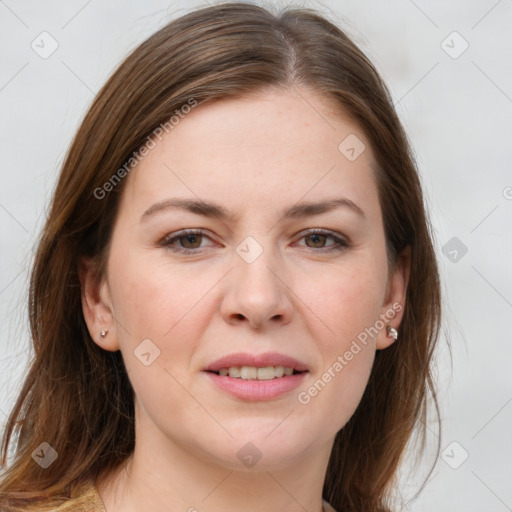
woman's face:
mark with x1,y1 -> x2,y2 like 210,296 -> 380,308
83,87 -> 408,470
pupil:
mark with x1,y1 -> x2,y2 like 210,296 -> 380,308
183,234 -> 200,247
308,234 -> 324,247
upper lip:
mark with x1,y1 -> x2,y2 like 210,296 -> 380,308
204,352 -> 309,372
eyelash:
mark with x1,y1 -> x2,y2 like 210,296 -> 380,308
160,228 -> 349,254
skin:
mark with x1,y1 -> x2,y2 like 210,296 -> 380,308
80,86 -> 410,512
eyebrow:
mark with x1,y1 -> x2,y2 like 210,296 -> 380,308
140,196 -> 365,223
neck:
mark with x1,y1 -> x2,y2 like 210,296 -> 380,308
96,404 -> 333,512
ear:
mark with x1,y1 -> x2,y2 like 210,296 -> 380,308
78,256 -> 120,352
376,245 -> 411,350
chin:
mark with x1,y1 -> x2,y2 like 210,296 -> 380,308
195,425 -> 316,472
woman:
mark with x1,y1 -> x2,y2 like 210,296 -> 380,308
0,2 -> 441,511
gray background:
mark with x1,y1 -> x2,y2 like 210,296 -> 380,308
1,0 -> 511,509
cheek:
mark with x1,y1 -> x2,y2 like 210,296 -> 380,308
107,246 -> 230,395
107,253 -> 208,425
302,254 -> 386,345
302,348 -> 375,438
293,256 -> 384,430
109,246 -> 214,339
297,286 -> 377,436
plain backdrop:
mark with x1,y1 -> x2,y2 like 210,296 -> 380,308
1,0 -> 511,510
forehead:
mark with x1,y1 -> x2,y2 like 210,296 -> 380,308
120,87 -> 380,221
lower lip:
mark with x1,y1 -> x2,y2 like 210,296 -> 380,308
204,371 -> 308,401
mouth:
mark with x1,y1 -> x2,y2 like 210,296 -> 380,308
203,352 -> 309,400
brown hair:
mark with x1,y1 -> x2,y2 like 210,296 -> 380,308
0,3 -> 441,511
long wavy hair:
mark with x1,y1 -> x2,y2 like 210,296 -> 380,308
0,3 -> 442,511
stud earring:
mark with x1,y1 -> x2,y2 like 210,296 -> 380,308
386,326 -> 398,340
100,329 -> 109,340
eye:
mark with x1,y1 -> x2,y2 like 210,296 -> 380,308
160,228 -> 350,255
160,229 -> 216,253
295,229 -> 349,252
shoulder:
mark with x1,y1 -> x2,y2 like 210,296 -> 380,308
50,483 -> 105,512
14,481 -> 105,512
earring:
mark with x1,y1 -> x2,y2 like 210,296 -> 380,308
100,329 -> 109,340
386,326 -> 398,340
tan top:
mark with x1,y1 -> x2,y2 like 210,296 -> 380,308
20,481 -> 106,511
23,480 -> 338,511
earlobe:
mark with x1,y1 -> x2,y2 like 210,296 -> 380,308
376,245 -> 411,350
78,257 -> 119,352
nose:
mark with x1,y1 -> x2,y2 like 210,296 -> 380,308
220,242 -> 294,330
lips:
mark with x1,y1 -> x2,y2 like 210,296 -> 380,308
203,352 -> 309,373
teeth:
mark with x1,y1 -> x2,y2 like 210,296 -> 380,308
228,367 -> 241,378
240,366 -> 258,379
217,366 -> 298,380
256,367 -> 275,380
